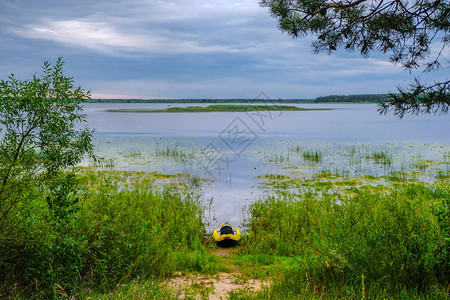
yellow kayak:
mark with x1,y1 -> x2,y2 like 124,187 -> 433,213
213,222 -> 241,246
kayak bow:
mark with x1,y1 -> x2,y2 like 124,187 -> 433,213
213,222 -> 241,246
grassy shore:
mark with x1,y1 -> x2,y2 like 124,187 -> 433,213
2,150 -> 449,299
0,170 -> 215,298
237,183 -> 449,299
104,104 -> 331,113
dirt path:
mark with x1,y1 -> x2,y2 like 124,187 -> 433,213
213,247 -> 235,257
165,247 -> 266,299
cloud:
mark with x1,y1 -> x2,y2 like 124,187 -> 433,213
13,19 -> 243,55
90,92 -> 141,99
103,0 -> 266,23
5,0 -> 272,57
2,0 -> 447,99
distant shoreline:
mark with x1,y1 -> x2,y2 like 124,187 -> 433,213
90,99 -> 313,104
86,94 -> 390,104
103,104 -> 332,113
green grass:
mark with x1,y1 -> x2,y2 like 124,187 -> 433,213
104,104 -> 331,113
85,277 -> 177,299
238,184 -> 450,299
0,171 -> 212,298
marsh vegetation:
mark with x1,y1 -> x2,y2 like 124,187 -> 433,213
8,139 -> 450,299
2,140 -> 449,299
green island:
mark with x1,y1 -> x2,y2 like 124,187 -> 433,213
104,104 -> 331,113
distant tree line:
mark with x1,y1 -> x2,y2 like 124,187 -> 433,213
89,94 -> 392,104
88,98 -> 312,103
313,94 -> 391,103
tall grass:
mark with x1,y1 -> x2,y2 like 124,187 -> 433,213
367,150 -> 392,165
240,184 -> 450,298
89,158 -> 116,169
267,153 -> 290,163
154,147 -> 194,162
302,150 -> 322,163
0,172 -> 211,298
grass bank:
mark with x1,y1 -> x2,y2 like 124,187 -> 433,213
235,182 -> 450,299
104,104 -> 331,113
0,170 -> 217,299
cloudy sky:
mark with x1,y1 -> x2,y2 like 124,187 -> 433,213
1,0 -> 447,99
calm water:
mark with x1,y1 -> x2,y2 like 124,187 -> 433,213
83,103 -> 449,143
82,103 -> 450,229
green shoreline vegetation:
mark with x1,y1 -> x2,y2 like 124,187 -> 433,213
104,104 -> 331,113
3,163 -> 448,299
3,135 -> 449,299
240,183 -> 449,299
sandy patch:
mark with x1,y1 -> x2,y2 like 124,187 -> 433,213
166,272 -> 266,300
212,247 -> 236,257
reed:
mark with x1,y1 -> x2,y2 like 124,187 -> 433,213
367,150 -> 392,165
302,150 -> 322,163
154,147 -> 194,162
239,183 -> 450,298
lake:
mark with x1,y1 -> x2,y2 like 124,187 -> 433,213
82,103 -> 450,229
83,103 -> 449,142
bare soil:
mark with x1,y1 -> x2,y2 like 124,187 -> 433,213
167,272 -> 265,300
164,247 -> 268,299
